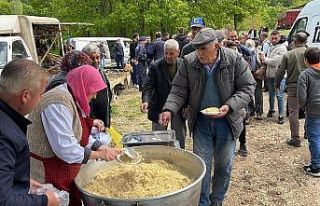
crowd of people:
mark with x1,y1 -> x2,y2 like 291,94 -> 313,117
0,15 -> 320,206
133,17 -> 320,206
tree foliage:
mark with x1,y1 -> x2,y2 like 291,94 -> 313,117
2,0 -> 312,38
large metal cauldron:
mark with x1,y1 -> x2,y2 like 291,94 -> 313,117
75,145 -> 206,206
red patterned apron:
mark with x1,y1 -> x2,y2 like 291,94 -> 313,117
31,114 -> 93,206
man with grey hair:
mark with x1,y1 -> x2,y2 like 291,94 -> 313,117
159,28 -> 255,206
82,43 -> 113,128
0,59 -> 59,206
82,42 -> 101,69
141,39 -> 186,148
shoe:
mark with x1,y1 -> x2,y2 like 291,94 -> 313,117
244,117 -> 250,125
255,114 -> 263,120
303,165 -> 320,177
250,111 -> 256,117
238,144 -> 248,157
267,110 -> 275,117
278,116 -> 285,124
286,138 -> 301,147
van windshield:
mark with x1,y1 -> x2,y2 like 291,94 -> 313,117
288,17 -> 308,44
0,42 -> 8,69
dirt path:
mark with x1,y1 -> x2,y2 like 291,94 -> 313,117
111,88 -> 320,206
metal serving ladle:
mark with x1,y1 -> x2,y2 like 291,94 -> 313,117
116,147 -> 141,164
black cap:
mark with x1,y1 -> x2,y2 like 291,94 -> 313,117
191,28 -> 217,48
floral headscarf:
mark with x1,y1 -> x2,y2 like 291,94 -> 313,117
66,65 -> 106,116
61,50 -> 92,72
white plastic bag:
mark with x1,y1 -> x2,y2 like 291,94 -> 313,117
30,183 -> 69,206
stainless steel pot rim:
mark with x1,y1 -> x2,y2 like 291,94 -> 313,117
76,145 -> 206,202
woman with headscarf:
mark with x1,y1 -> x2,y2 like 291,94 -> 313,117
27,65 -> 121,206
46,50 -> 92,91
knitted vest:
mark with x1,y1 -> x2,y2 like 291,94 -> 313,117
27,86 -> 82,182
27,86 -> 82,158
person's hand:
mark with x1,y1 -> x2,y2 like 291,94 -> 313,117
208,105 -> 230,119
45,191 -> 60,206
159,111 -> 172,126
97,147 -> 121,161
259,53 -> 265,62
30,179 -> 42,191
140,102 -> 149,113
93,119 -> 105,132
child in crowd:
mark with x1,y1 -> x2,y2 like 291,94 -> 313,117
297,47 -> 320,177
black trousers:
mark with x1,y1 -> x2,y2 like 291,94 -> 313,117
239,122 -> 246,145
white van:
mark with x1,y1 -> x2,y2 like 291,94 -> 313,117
287,0 -> 320,48
69,37 -> 132,68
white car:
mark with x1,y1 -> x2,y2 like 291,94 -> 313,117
69,37 -> 132,68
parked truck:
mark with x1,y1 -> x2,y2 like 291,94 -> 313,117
0,15 -> 64,73
277,9 -> 301,30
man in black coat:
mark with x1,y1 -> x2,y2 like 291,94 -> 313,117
83,43 -> 113,128
141,39 -> 186,148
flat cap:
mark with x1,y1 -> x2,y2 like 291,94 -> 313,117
191,28 -> 217,48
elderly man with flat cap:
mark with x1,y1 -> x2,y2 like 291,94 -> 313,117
159,28 -> 255,206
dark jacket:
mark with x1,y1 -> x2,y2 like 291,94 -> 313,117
90,69 -> 113,128
153,39 -> 165,60
297,67 -> 320,116
175,34 -> 188,51
46,71 -> 68,92
113,43 -> 124,60
276,45 -> 307,96
142,57 -> 183,122
130,41 -> 138,59
145,43 -> 155,65
180,43 -> 195,58
0,99 -> 47,206
162,48 -> 256,138
46,69 -> 113,128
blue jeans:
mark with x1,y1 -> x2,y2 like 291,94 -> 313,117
267,77 -> 285,116
193,115 -> 236,206
306,115 -> 320,169
115,57 -> 124,69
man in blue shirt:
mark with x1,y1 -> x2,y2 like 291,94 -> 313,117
0,59 -> 59,206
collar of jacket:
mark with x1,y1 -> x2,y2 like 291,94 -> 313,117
193,48 -> 230,70
0,98 -> 31,134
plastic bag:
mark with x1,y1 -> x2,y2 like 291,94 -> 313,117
90,127 -> 112,146
30,183 -> 69,206
107,126 -> 123,148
